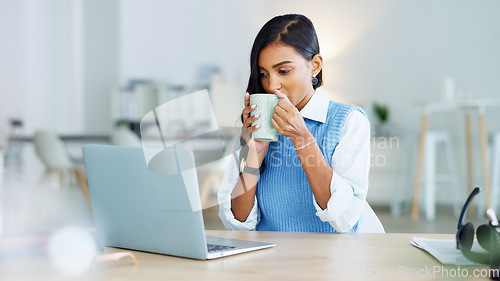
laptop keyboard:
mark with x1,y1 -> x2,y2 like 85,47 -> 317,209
207,243 -> 237,252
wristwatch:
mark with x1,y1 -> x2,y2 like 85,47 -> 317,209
240,158 -> 260,175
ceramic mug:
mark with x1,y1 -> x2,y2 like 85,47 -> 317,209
250,93 -> 280,142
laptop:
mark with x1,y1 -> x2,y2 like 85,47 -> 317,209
83,144 -> 274,260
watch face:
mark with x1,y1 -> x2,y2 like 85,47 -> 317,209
240,158 -> 246,173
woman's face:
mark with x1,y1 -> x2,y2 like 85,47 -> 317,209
258,42 -> 321,111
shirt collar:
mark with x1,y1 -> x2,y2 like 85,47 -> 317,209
299,90 -> 329,123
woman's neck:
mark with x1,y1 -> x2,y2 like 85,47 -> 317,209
295,88 -> 315,111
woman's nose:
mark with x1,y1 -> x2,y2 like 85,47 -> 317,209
268,74 -> 281,93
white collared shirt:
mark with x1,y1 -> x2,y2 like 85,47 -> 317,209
217,91 -> 370,233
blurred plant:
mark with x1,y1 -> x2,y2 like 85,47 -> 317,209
373,102 -> 389,123
116,119 -> 131,127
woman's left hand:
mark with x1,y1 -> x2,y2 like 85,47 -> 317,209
271,90 -> 311,141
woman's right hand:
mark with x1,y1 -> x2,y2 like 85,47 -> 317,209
241,92 -> 270,155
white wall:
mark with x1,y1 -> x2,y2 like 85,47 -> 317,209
0,0 -> 266,139
119,0 -> 265,85
23,0 -> 84,134
83,0 -> 119,133
0,0 -> 119,137
119,0 -> 266,127
0,0 -> 25,146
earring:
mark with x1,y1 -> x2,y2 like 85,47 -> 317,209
312,75 -> 318,86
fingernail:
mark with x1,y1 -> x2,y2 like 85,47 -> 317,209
251,104 -> 256,108
256,125 -> 261,129
255,114 -> 260,118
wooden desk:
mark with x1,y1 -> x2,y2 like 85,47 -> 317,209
1,231 -> 494,280
411,99 -> 500,221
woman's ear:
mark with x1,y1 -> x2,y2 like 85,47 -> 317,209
311,54 -> 323,76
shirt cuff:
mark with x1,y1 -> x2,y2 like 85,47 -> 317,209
313,170 -> 364,233
217,151 -> 260,231
218,195 -> 260,231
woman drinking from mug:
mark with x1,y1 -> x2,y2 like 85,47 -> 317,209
218,14 -> 370,233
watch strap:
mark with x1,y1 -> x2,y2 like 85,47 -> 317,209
243,166 -> 260,175
240,158 -> 261,176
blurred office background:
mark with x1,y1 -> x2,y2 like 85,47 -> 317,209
1,0 -> 500,235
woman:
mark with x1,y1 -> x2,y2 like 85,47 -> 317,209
218,14 -> 370,233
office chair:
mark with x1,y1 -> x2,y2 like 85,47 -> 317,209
33,130 -> 90,204
110,127 -> 142,147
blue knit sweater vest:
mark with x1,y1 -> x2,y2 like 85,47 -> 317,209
255,100 -> 366,232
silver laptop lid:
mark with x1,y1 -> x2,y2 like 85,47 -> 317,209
83,144 -> 209,260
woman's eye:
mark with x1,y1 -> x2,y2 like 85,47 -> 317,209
279,69 -> 291,74
260,72 -> 269,77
